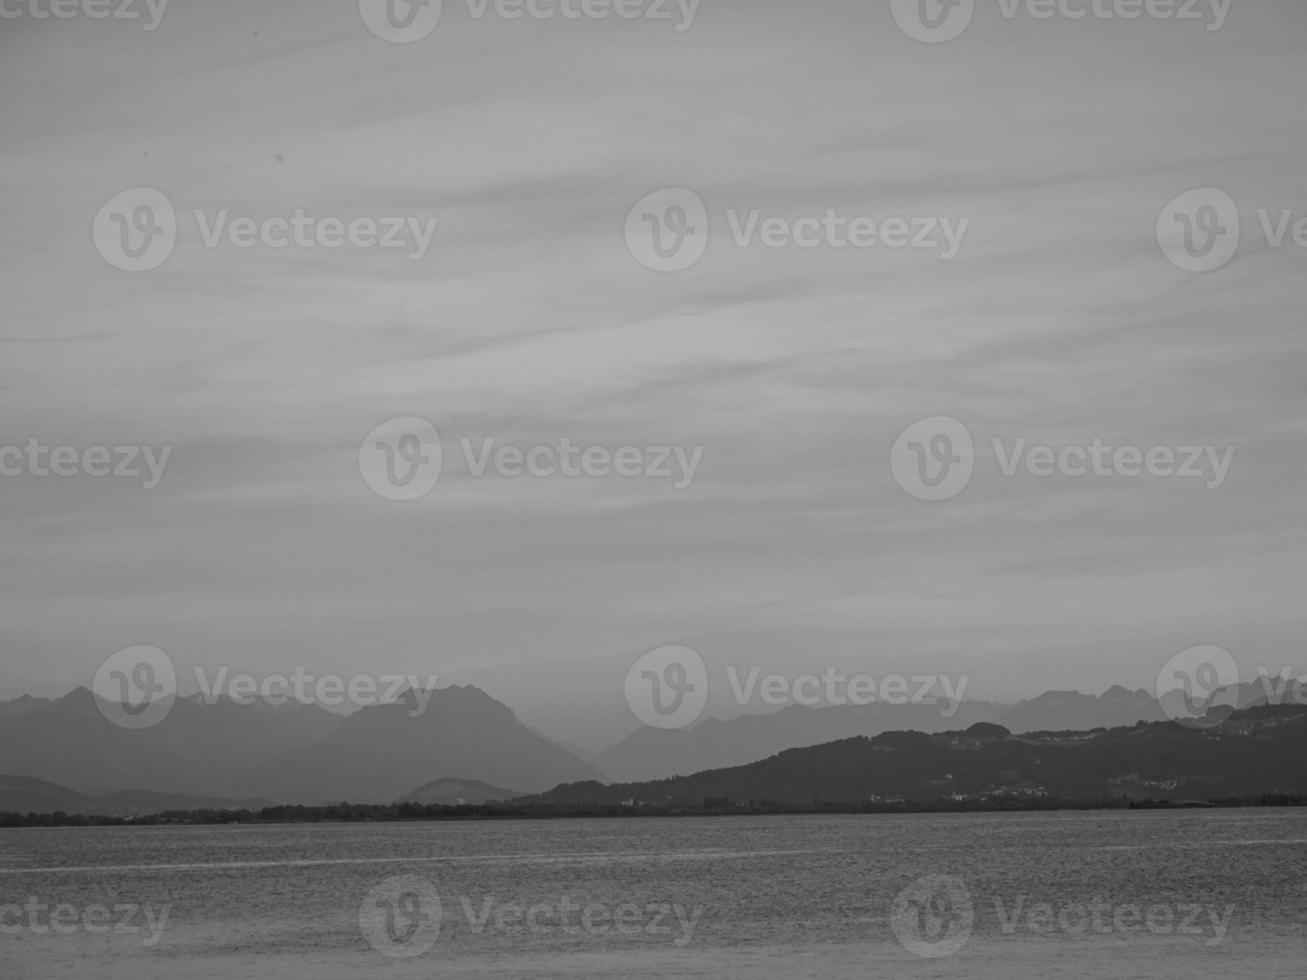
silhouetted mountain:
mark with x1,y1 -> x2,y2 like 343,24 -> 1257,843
245,685 -> 606,803
92,788 -> 274,817
0,774 -> 270,817
1153,674 -> 1307,727
597,701 -> 1007,782
0,774 -> 90,814
6,672 -> 1302,806
397,777 -> 525,805
595,684 -> 1186,782
0,688 -> 342,797
0,695 -> 54,720
531,705 -> 1307,808
996,685 -> 1167,732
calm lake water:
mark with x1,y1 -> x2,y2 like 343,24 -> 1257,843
1,810 -> 1305,978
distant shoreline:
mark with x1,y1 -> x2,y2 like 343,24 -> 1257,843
3,794 -> 1305,828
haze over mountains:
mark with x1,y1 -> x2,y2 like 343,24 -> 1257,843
0,687 -> 340,798
0,672 -> 1300,808
533,705 -> 1307,809
0,775 -> 271,819
398,777 -> 525,807
240,686 -> 606,803
0,684 -> 602,806
597,685 -> 1173,782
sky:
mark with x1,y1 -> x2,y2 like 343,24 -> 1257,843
1,0 -> 1305,750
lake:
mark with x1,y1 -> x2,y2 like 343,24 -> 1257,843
2,810 -> 1305,978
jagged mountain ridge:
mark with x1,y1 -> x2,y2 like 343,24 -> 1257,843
0,684 -> 603,804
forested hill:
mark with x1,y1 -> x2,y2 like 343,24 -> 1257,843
525,705 -> 1307,808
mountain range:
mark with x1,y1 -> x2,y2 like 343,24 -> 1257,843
238,686 -> 604,803
596,684 -> 1176,782
0,684 -> 602,805
529,704 -> 1307,808
0,775 -> 271,818
0,672 -> 1299,807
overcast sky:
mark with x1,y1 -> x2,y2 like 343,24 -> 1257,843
1,0 -> 1304,748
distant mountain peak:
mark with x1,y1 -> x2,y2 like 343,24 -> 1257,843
397,776 -> 525,805
400,684 -> 517,720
